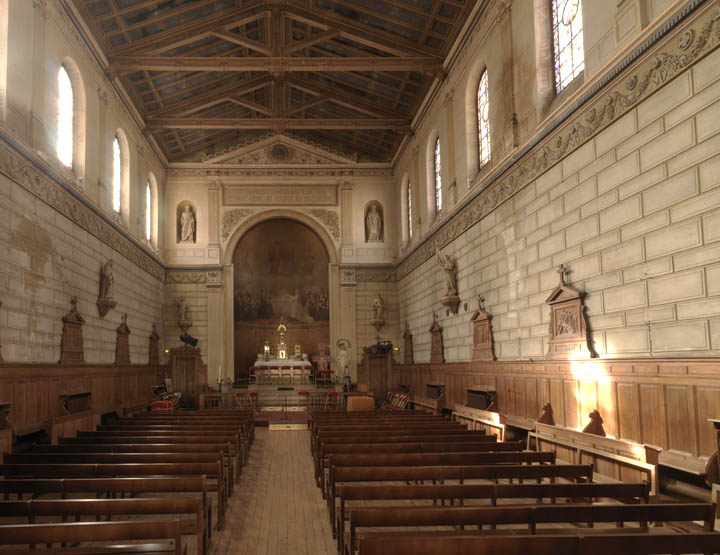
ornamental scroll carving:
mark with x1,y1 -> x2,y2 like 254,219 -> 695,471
306,209 -> 340,241
545,265 -> 594,360
221,209 -> 254,242
397,5 -> 720,282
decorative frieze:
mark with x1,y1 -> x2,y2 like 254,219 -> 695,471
224,184 -> 338,206
306,209 -> 340,241
354,268 -> 396,282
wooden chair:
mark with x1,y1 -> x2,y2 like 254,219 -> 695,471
302,364 -> 313,384
280,365 -> 293,384
269,365 -> 281,385
291,365 -> 303,384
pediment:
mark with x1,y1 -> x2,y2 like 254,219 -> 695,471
200,134 -> 359,166
545,283 -> 584,305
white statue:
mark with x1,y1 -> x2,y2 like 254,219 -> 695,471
336,338 -> 352,379
177,296 -> 193,332
435,245 -> 457,297
180,205 -> 196,243
99,260 -> 115,299
372,294 -> 384,321
366,204 -> 382,242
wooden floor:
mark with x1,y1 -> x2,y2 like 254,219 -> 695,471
211,428 -> 336,555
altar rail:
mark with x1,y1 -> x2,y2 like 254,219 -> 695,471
0,363 -> 163,451
392,358 -> 720,477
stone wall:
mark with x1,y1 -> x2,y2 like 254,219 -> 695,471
397,4 -> 720,362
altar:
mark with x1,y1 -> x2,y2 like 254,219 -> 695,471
251,321 -> 314,384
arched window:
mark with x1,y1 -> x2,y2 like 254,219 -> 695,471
145,181 -> 151,242
552,0 -> 584,93
433,137 -> 442,213
407,181 -> 413,240
477,70 -> 491,168
112,136 -> 121,213
56,65 -> 73,167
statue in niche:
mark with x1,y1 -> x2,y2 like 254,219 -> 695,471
177,296 -> 193,333
97,260 -> 117,318
365,202 -> 384,242
372,294 -> 384,321
371,293 -> 385,332
435,246 -> 457,297
178,205 -> 196,243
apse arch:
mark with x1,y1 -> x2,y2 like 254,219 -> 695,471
222,209 -> 340,381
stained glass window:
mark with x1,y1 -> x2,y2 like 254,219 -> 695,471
434,137 -> 442,213
57,65 -> 73,168
552,0 -> 584,93
145,181 -> 151,242
407,181 -> 413,240
112,136 -> 121,213
477,70 -> 491,168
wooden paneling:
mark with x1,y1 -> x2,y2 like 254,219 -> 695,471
392,356 -> 720,474
0,363 -> 164,435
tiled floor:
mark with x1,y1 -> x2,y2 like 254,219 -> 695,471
210,428 -> 336,555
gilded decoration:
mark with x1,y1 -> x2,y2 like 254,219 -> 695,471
306,209 -> 340,241
221,209 -> 255,242
397,4 -> 720,281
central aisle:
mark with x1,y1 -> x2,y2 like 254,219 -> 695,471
211,428 -> 336,555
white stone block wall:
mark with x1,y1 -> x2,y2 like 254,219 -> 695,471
0,173 -> 165,363
399,49 -> 720,361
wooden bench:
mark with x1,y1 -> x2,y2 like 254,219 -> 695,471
120,416 -> 253,444
356,531 -> 720,555
316,440 -> 504,488
0,519 -> 184,555
133,411 -> 255,441
0,476 -> 213,539
0,497 -> 205,555
336,482 -> 651,554
346,502 -> 716,555
32,442 -> 240,481
328,461 -> 590,536
0,463 -> 226,528
320,444 -> 531,495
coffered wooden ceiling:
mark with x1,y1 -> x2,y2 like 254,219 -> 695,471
73,0 -> 476,163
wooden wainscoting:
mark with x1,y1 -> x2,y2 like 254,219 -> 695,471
391,358 -> 720,476
0,363 -> 164,439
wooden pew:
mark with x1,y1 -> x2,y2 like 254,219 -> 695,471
320,444 -> 530,495
356,532 -> 720,555
0,519 -> 183,555
119,415 -> 253,444
329,460 -> 589,536
316,440 -> 508,489
74,431 -> 246,462
0,463 -> 226,528
0,497 -> 205,555
346,502 -> 716,555
31,442 -> 240,481
3,452 -> 230,500
336,482 -> 651,554
0,476 -> 213,541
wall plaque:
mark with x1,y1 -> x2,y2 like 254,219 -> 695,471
60,297 -> 85,365
115,313 -> 131,366
223,184 -> 337,206
545,265 -> 594,360
471,296 -> 495,361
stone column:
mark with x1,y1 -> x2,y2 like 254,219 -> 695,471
340,269 -> 358,380
329,262 -> 340,367
223,263 -> 234,380
30,0 -> 48,154
443,90 -> 456,206
206,271 -> 224,383
207,181 -> 220,263
500,5 -> 518,152
340,181 -> 354,250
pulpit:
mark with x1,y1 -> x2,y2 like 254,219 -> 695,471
358,348 -> 392,405
168,346 -> 207,408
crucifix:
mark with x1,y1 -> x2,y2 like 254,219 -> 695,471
70,296 -> 79,312
557,264 -> 567,286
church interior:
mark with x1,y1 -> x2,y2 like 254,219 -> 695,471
1,0 -> 720,552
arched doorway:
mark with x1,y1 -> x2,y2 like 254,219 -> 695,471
231,218 -> 331,380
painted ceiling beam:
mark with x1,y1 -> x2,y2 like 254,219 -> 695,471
146,117 -> 410,131
109,56 -> 442,74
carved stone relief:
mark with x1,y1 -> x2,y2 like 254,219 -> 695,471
403,322 -> 414,365
60,297 -> 85,365
471,296 -> 495,361
221,209 -> 254,242
429,312 -> 444,364
115,313 -> 131,366
545,265 -> 594,360
306,209 -> 340,241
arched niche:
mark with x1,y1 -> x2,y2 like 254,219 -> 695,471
176,200 -> 197,244
364,200 -> 384,243
221,209 -> 340,382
